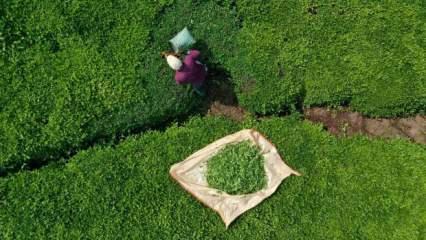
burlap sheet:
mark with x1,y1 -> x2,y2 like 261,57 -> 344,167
170,129 -> 300,228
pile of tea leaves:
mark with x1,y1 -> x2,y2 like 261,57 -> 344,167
207,141 -> 267,195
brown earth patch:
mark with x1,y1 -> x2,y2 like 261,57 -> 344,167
201,69 -> 247,122
207,101 -> 246,122
201,66 -> 425,144
304,107 -> 426,144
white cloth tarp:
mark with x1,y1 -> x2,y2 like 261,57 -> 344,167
170,129 -> 301,228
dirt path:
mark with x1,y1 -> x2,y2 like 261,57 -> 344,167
202,69 -> 425,144
206,104 -> 426,144
304,107 -> 426,144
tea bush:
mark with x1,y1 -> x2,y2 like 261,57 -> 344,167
1,0 -> 425,173
0,0 -> 199,171
1,116 -> 424,239
228,0 -> 425,115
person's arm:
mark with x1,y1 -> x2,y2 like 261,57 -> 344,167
184,50 -> 201,69
188,50 -> 200,59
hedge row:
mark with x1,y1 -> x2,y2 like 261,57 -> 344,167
0,0 -> 203,171
1,116 -> 424,239
228,0 -> 426,115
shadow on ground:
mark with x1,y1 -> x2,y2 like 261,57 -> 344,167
194,40 -> 246,122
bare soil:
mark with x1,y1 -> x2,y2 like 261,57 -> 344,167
202,68 -> 425,144
201,67 -> 247,122
207,101 -> 246,122
304,107 -> 426,144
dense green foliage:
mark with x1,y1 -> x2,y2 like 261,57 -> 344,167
0,0 -> 200,171
1,116 -> 424,239
1,1 -> 424,239
152,0 -> 239,66
1,0 -> 425,170
207,140 -> 266,195
229,0 -> 426,115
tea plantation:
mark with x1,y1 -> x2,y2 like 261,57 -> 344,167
0,0 -> 425,239
1,0 -> 425,170
0,0 -> 200,171
1,116 -> 425,239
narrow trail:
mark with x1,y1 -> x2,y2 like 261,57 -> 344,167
304,107 -> 426,145
202,78 -> 426,145
206,103 -> 425,145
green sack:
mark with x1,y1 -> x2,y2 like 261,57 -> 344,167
169,27 -> 196,53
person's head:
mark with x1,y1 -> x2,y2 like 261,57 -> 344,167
161,51 -> 182,71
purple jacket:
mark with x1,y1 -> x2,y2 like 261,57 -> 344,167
175,50 -> 207,87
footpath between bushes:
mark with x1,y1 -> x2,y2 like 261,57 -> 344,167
207,102 -> 426,145
202,80 -> 426,145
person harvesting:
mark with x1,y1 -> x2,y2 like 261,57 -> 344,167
162,50 -> 208,96
162,27 -> 207,96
